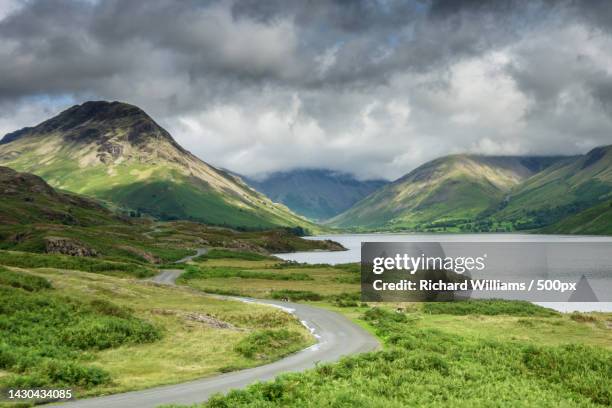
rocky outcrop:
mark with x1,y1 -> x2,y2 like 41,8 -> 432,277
44,237 -> 98,257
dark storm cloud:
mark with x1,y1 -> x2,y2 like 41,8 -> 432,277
0,0 -> 611,179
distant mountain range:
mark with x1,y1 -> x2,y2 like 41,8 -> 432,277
328,146 -> 612,233
0,101 -> 317,231
0,100 -> 609,235
244,169 -> 387,221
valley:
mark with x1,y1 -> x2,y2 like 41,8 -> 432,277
0,102 -> 609,407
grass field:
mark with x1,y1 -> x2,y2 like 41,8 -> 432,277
169,251 -> 612,407
179,255 -> 360,299
0,264 -> 313,404
170,301 -> 611,408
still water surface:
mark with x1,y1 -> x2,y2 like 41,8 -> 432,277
276,233 -> 612,312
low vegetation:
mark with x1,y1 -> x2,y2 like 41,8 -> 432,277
0,250 -> 155,278
181,257 -> 360,299
270,290 -> 323,301
0,268 -> 160,391
235,329 -> 305,361
179,266 -> 313,282
181,304 -> 611,408
195,249 -> 273,262
422,299 -> 559,317
0,264 -> 313,400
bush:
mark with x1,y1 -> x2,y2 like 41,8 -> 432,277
0,267 -> 52,291
270,290 -> 322,301
62,316 -> 161,350
180,266 -> 313,282
39,360 -> 111,387
195,249 -> 272,261
331,292 -> 361,307
0,250 -> 154,277
0,284 -> 161,390
422,299 -> 558,316
234,329 -> 303,360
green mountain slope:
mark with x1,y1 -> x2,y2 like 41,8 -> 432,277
245,169 -> 387,221
0,166 -> 123,226
328,155 -> 565,230
541,200 -> 612,235
0,101 -> 317,231
493,145 -> 612,229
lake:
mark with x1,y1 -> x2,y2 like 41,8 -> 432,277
276,233 -> 612,313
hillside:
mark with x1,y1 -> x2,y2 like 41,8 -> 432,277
328,155 -> 565,230
0,166 -> 123,226
0,101 -> 317,231
540,200 -> 612,235
245,169 -> 387,221
494,145 -> 612,229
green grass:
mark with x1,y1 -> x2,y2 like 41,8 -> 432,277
270,290 -> 323,301
422,299 -> 559,317
195,249 -> 273,262
0,267 -> 52,291
542,201 -> 612,235
176,305 -> 611,408
178,266 -> 314,282
0,269 -> 160,391
181,259 -> 359,299
234,329 -> 305,361
0,264 -> 314,401
0,250 -> 155,278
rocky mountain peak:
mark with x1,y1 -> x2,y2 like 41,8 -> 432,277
0,101 -> 185,154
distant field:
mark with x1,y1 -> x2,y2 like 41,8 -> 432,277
179,254 -> 360,300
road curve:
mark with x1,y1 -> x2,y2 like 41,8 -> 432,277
57,248 -> 379,408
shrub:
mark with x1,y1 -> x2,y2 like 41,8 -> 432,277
0,250 -> 154,277
234,329 -> 303,360
62,316 -> 161,350
195,249 -> 272,261
0,267 -> 52,291
180,266 -> 312,282
0,284 -> 161,390
270,290 -> 322,301
422,299 -> 558,316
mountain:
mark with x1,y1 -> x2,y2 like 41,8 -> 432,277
327,154 -> 566,230
492,145 -> 612,229
244,169 -> 387,220
0,101 -> 317,231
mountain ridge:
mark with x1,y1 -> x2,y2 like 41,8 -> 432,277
244,169 -> 387,221
327,152 -> 589,231
0,101 -> 318,231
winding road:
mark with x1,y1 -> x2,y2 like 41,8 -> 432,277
58,249 -> 379,408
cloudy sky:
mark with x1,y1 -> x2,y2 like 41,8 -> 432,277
1,0 -> 611,180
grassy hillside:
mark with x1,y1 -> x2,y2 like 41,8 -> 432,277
0,166 -> 121,226
328,155 -> 563,230
0,264 -> 312,402
541,200 -> 612,235
494,145 -> 612,230
0,101 -> 319,231
245,169 -> 387,221
0,166 -> 344,268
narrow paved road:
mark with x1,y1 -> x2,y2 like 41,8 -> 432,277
58,248 -> 379,408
